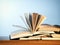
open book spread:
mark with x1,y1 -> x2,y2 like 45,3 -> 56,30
10,13 -> 60,40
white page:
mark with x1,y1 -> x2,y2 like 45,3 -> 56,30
24,13 -> 32,31
20,15 -> 30,31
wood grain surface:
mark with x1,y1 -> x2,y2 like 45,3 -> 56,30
0,40 -> 60,45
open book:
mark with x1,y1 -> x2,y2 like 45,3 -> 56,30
10,13 -> 60,40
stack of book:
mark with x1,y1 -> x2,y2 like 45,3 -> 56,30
10,13 -> 60,40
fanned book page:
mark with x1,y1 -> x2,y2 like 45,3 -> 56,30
10,13 -> 60,40
32,13 -> 38,32
35,14 -> 46,31
20,15 -> 29,30
24,13 -> 31,29
29,13 -> 32,32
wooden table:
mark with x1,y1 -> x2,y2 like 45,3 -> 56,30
0,40 -> 60,45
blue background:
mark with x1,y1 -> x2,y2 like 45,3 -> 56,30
0,0 -> 60,39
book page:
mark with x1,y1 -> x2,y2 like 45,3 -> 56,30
36,15 -> 46,31
32,13 -> 38,32
20,15 -> 29,30
29,14 -> 32,32
24,13 -> 31,31
38,24 -> 60,31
